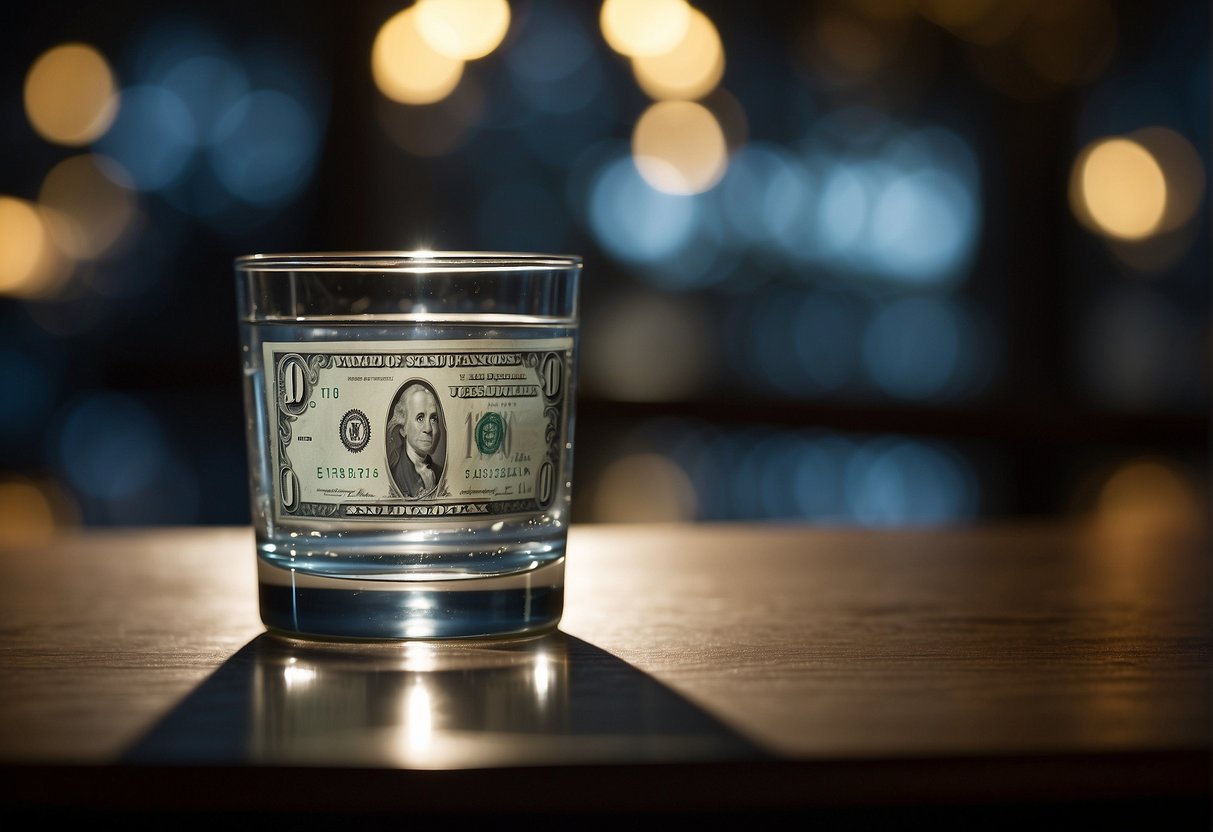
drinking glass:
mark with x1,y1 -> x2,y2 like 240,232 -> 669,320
235,251 -> 582,640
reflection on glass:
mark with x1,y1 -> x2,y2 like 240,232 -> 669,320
405,679 -> 434,754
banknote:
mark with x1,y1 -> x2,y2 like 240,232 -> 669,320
264,338 -> 573,524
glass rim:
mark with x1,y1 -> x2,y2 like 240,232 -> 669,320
235,251 -> 582,272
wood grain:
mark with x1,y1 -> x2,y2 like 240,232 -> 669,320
560,522 -> 1210,760
0,522 -> 1207,771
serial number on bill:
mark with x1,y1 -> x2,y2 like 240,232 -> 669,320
466,466 -> 529,480
317,466 -> 381,479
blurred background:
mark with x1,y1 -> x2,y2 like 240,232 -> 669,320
0,0 -> 1207,540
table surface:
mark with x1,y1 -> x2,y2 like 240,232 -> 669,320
0,521 -> 1208,824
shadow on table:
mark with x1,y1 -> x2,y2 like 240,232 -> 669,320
122,630 -> 769,768
22,630 -> 1208,827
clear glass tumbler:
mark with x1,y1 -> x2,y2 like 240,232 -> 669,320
235,252 -> 582,640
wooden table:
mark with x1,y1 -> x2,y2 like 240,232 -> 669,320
0,522 -> 1208,825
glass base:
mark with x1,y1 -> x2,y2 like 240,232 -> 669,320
256,557 -> 564,641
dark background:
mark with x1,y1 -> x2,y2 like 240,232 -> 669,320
0,1 -> 1207,532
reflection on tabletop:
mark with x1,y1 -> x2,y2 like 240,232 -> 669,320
123,629 -> 769,769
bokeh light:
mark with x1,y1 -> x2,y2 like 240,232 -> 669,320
701,88 -> 749,155
23,42 -> 119,146
844,437 -> 978,526
373,6 -> 465,105
210,90 -> 320,205
505,3 -> 603,115
862,296 -> 977,400
600,0 -> 691,58
583,291 -> 712,401
0,479 -> 56,544
631,100 -> 728,195
789,119 -> 982,286
621,216 -> 736,291
54,392 -> 200,525
792,289 -> 865,394
0,197 -> 72,299
1091,457 -> 1206,550
415,0 -> 512,60
868,169 -> 977,282
591,452 -> 697,522
1072,137 -> 1167,240
1130,126 -> 1206,234
94,85 -> 196,192
38,154 -> 139,261
630,6 -> 724,101
88,20 -> 326,231
1079,125 -> 1209,273
0,197 -> 51,296
0,476 -> 78,546
646,419 -> 981,524
716,142 -> 815,250
57,393 -> 167,501
814,162 -> 870,260
791,434 -> 856,522
729,287 -> 815,397
588,151 -> 699,262
160,52 -> 250,146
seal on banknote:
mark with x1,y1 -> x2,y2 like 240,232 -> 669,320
339,409 -> 371,453
476,411 -> 506,455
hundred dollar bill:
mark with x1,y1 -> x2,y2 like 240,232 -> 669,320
265,338 -> 573,524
